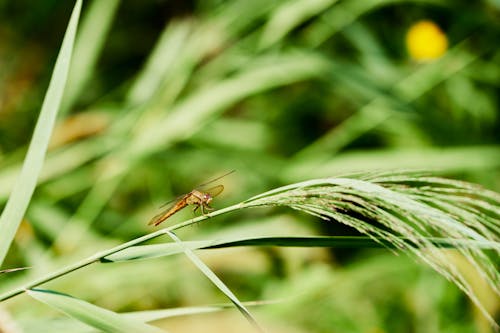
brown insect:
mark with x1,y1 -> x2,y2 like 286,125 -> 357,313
148,171 -> 234,227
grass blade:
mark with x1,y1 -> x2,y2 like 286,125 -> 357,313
61,0 -> 120,113
104,236 -> 500,263
122,303 -> 250,322
102,240 -> 215,262
1,172 -> 497,330
0,0 -> 82,267
244,173 -> 500,327
0,267 -> 31,274
126,53 -> 328,159
259,0 -> 338,49
28,289 -> 165,333
165,230 -> 265,333
123,300 -> 276,322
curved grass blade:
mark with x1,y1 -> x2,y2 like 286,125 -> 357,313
165,231 -> 265,333
61,0 -> 120,114
0,172 -> 497,330
126,53 -> 328,159
102,240 -> 215,262
122,301 -> 274,322
259,0 -> 338,49
103,236 -> 500,263
0,0 -> 83,267
27,289 -> 165,333
205,236 -> 500,250
122,306 -> 227,322
243,174 -> 500,327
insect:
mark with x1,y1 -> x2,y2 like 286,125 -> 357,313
148,171 -> 234,227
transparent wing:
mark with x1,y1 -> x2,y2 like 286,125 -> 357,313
148,196 -> 188,226
148,206 -> 172,225
148,171 -> 232,227
204,185 -> 224,198
158,193 -> 185,209
196,170 -> 235,188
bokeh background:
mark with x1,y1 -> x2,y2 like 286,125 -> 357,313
0,0 -> 499,332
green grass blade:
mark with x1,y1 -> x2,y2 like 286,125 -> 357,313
20,317 -> 91,333
126,19 -> 193,105
244,173 -> 500,327
1,173 -> 497,329
27,289 -> 166,333
0,266 -> 31,274
126,53 -> 328,159
102,240 -> 215,262
104,236 -> 500,263
61,0 -> 120,113
123,301 -> 274,322
286,146 -> 500,180
165,231 -> 265,333
0,0 -> 82,267
205,236 -> 500,250
122,304 -> 239,322
259,0 -> 338,49
304,0 -> 448,47
291,42 -> 479,168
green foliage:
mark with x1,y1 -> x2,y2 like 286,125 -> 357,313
28,289 -> 165,333
0,0 -> 82,266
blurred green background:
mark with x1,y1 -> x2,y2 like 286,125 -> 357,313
0,0 -> 499,332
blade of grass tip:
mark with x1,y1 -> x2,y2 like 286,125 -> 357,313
122,305 -> 232,322
165,230 -> 265,333
0,0 -> 82,267
27,289 -> 166,333
123,301 -> 279,322
61,0 -> 120,114
0,267 -> 31,274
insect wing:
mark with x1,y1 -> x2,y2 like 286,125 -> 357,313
196,170 -> 235,188
148,207 -> 170,225
158,193 -> 185,209
148,171 -> 233,226
148,195 -> 188,225
204,185 -> 224,198
148,208 -> 168,226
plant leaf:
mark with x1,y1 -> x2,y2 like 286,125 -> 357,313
165,231 -> 265,333
243,172 -> 500,327
102,240 -> 215,262
0,0 -> 82,266
103,236 -> 500,263
28,289 -> 166,333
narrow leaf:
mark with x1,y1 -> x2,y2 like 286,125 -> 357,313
166,231 -> 265,333
0,0 -> 82,266
102,240 -> 215,262
123,301 -> 275,322
0,267 -> 31,274
104,236 -> 500,263
243,173 -> 500,327
28,289 -> 165,333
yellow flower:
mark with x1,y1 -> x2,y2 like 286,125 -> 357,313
406,20 -> 448,61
